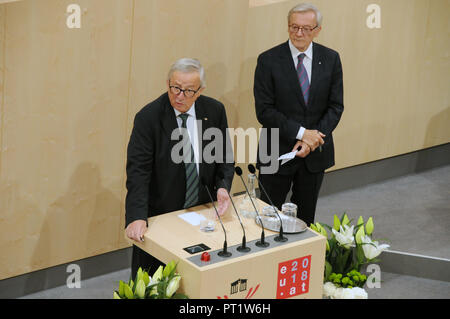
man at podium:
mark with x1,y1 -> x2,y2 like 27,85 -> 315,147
124,58 -> 235,278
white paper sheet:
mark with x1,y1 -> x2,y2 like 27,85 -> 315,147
278,151 -> 297,165
178,212 -> 206,226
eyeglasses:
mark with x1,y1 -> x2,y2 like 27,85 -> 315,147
289,24 -> 318,34
169,82 -> 201,98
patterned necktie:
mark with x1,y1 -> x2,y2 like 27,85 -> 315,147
297,53 -> 310,105
178,113 -> 199,208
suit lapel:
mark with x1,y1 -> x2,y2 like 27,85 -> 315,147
160,94 -> 185,176
279,41 -> 307,109
308,42 -> 323,106
160,93 -> 179,142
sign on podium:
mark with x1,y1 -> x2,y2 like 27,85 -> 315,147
125,195 -> 326,299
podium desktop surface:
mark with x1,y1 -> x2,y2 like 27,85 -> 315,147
125,195 -> 326,299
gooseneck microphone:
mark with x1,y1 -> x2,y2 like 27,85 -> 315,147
217,171 -> 250,253
235,166 -> 269,248
248,164 -> 288,242
201,178 -> 231,257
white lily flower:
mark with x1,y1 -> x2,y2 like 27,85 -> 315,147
166,275 -> 181,298
361,235 -> 390,259
152,265 -> 163,282
323,282 -> 337,298
332,224 -> 355,249
325,284 -> 368,299
340,287 -> 368,299
341,288 -> 355,299
332,287 -> 344,299
146,276 -> 160,296
135,279 -> 146,298
352,287 -> 368,299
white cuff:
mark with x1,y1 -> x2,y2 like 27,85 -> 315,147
296,127 -> 305,140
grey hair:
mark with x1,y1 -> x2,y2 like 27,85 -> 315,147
287,3 -> 323,27
167,58 -> 206,88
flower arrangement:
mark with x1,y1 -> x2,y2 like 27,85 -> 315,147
113,260 -> 188,299
323,281 -> 368,299
310,213 -> 390,299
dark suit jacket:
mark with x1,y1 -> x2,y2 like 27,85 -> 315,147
254,41 -> 344,174
125,93 -> 234,227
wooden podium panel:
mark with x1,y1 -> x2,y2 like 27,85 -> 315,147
125,195 -> 326,299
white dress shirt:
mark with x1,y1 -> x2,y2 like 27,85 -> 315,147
174,103 -> 200,173
288,39 -> 313,140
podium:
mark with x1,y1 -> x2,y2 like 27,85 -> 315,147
125,195 -> 326,299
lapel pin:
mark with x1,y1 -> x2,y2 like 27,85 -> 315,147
319,61 -> 322,65
203,117 -> 208,121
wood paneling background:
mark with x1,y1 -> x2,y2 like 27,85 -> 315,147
0,0 -> 448,280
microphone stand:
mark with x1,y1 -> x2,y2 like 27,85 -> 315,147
235,167 -> 269,248
219,174 -> 250,253
248,164 -> 288,242
202,180 -> 231,257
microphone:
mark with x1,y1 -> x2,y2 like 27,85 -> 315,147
217,171 -> 250,253
248,164 -> 287,242
201,178 -> 231,258
235,166 -> 269,248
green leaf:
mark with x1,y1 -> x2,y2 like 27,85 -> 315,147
336,248 -> 352,274
113,291 -> 121,299
315,223 -> 327,237
142,271 -> 150,287
356,245 -> 365,264
163,261 -> 175,278
146,283 -> 159,298
333,214 -> 341,231
157,280 -> 166,298
118,280 -> 125,297
324,261 -> 333,281
163,261 -> 178,278
124,284 -> 134,299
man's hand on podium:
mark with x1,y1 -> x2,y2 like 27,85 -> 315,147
216,188 -> 230,217
126,219 -> 147,242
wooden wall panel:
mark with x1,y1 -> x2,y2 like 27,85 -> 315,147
0,5 -> 4,184
0,0 -> 133,279
0,0 -> 22,4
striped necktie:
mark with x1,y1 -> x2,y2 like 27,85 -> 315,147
178,113 -> 199,208
297,53 -> 310,105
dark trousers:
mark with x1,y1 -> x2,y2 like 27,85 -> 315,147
259,159 -> 324,226
131,245 -> 165,280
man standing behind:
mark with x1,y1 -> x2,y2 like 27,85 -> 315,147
125,58 -> 234,278
254,3 -> 344,226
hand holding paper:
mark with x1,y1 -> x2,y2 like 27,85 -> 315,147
292,140 -> 311,158
278,151 -> 297,165
278,140 -> 312,165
